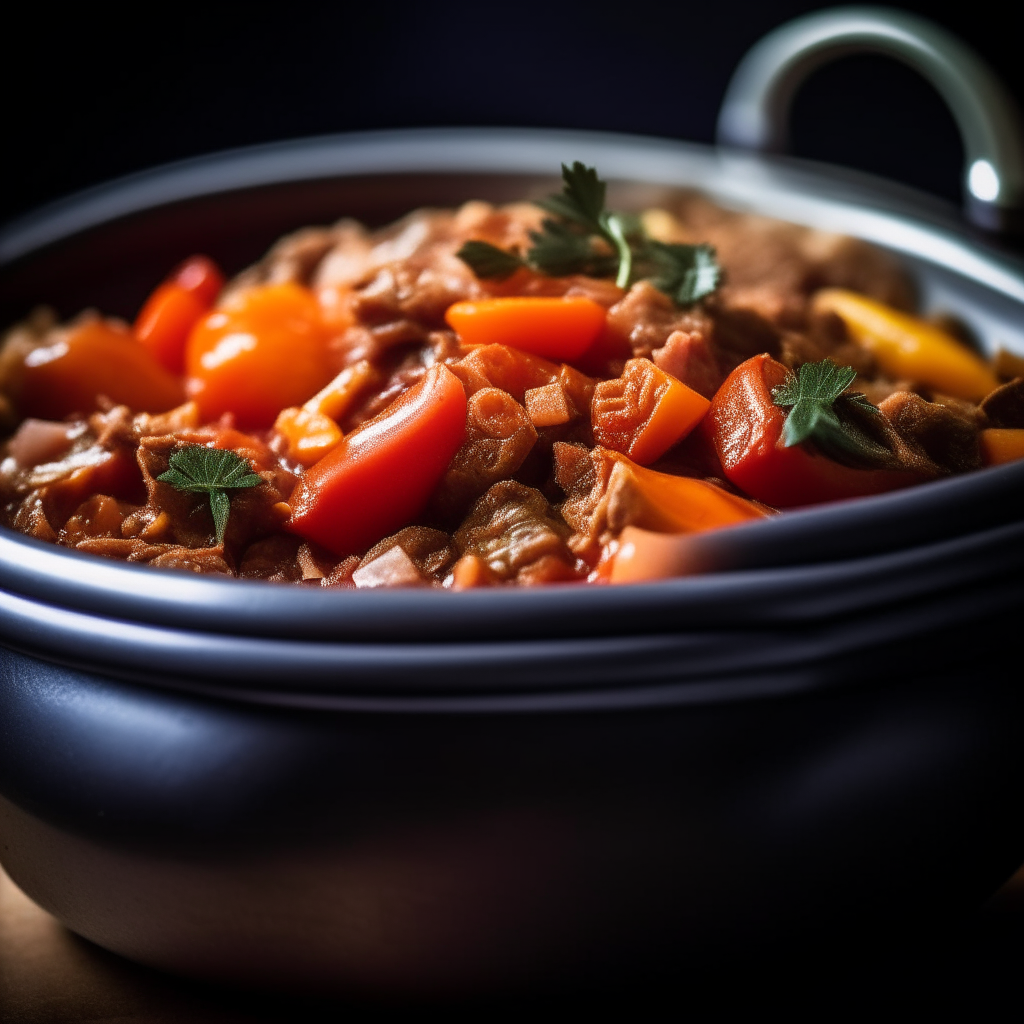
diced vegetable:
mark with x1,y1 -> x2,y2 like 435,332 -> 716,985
134,256 -> 225,374
610,526 -> 708,583
812,289 -> 999,401
592,358 -> 710,464
19,318 -> 185,419
287,365 -> 468,555
274,407 -> 344,468
273,361 -> 379,467
980,428 -> 1024,465
705,353 -> 923,506
173,255 -> 226,307
603,450 -> 768,533
445,297 -> 606,361
136,286 -> 207,374
185,283 -> 332,429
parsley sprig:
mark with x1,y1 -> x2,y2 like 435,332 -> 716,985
771,359 -> 894,468
157,444 -> 262,545
456,162 -> 721,306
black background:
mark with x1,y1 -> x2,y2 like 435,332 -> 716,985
2,1 -> 1017,228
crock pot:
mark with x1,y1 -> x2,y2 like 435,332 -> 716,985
3,8 -> 1024,996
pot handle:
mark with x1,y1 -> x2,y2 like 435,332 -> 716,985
716,6 -> 1024,233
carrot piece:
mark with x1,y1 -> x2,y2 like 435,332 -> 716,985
592,358 -> 710,464
445,297 -> 606,361
980,428 -> 1024,465
185,283 -> 332,429
19,318 -> 185,419
287,365 -> 468,556
812,289 -> 999,401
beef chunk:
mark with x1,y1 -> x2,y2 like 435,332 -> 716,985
652,330 -> 722,398
355,526 -> 456,588
980,377 -> 1024,429
453,481 -> 580,584
427,388 -> 538,525
606,281 -> 712,360
878,391 -> 982,474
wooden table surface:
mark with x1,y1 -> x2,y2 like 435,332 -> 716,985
3,861 -> 1024,1021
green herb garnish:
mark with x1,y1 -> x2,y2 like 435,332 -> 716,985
157,444 -> 262,545
646,241 -> 722,307
456,162 -> 721,306
771,359 -> 893,468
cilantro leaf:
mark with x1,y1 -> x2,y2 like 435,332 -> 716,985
537,162 -> 607,234
645,242 -> 721,307
771,359 -> 893,468
527,219 -> 616,278
454,161 -> 723,306
157,444 -> 262,545
455,241 -> 525,281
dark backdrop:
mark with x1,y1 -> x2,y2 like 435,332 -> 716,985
1,2 -> 1017,226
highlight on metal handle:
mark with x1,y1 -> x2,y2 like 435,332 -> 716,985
716,6 -> 1024,233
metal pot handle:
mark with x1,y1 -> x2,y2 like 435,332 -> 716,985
716,6 -> 1024,233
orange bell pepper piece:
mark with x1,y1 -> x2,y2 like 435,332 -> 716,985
812,289 -> 999,401
19,318 -> 185,419
592,358 -> 711,464
445,297 -> 606,361
134,255 -> 225,374
604,450 -> 768,535
186,282 -> 332,429
287,365 -> 467,555
980,428 -> 1024,465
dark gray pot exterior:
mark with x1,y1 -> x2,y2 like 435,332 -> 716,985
3,128 -> 1024,994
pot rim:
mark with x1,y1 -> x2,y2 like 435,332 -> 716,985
3,126 -> 1024,646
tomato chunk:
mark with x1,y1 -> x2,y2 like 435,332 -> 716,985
705,353 -> 922,507
185,283 -> 332,429
19,319 -> 185,419
287,365 -> 468,555
172,255 -> 225,307
445,297 -> 606,361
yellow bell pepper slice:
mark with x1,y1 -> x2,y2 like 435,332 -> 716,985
812,289 -> 999,402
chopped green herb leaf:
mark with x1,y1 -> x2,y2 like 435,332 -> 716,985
454,161 -> 722,307
537,162 -> 608,234
771,359 -> 893,468
157,444 -> 262,545
645,242 -> 721,307
455,240 -> 525,281
527,219 -> 616,278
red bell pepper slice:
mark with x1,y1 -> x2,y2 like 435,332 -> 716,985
287,364 -> 468,555
135,255 -> 225,375
705,353 -> 922,507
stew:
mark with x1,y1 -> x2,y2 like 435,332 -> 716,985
2,165 -> 1021,588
